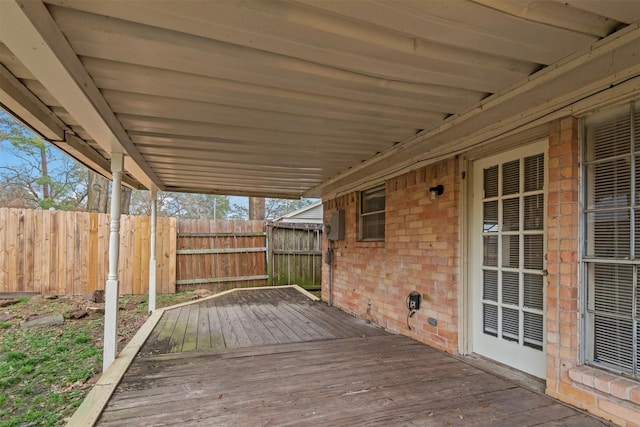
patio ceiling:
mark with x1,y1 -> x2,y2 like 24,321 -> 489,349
1,1 -> 639,198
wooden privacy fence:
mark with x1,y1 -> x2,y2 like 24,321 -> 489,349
267,222 -> 322,290
0,208 -> 322,296
175,220 -> 267,292
0,208 -> 176,296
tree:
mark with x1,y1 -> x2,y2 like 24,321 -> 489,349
0,111 -> 87,210
227,198 -> 317,220
248,197 -> 265,220
129,190 -> 232,219
264,198 -> 317,219
86,171 -> 109,212
228,202 -> 248,220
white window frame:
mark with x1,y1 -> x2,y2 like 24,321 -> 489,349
582,100 -> 639,379
359,184 -> 385,241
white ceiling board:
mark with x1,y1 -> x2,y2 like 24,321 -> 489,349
47,0 -> 534,90
83,59 -> 446,125
1,0 -> 638,199
51,6 -> 497,101
294,0 -> 597,64
101,90 -> 421,141
119,117 -> 401,154
471,0 -> 622,37
562,0 -> 640,23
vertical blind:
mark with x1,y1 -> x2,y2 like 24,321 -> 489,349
583,101 -> 639,377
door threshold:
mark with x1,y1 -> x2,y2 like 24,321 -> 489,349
454,353 -> 545,394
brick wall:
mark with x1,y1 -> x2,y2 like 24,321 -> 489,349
322,158 -> 460,353
323,117 -> 640,425
545,117 -> 640,426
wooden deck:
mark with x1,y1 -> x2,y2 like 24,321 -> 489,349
97,287 -> 610,426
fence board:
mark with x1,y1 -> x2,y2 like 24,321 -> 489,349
8,210 -> 18,292
167,218 -> 177,294
42,209 -> 51,293
268,222 -> 322,290
0,209 -> 321,296
0,210 -> 5,287
175,220 -> 267,292
0,208 -> 176,296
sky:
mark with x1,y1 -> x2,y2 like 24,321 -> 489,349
0,109 -> 325,210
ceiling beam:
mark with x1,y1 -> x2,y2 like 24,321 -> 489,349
0,63 -> 64,141
0,0 -> 161,190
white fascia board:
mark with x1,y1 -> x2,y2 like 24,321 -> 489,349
0,0 -> 161,190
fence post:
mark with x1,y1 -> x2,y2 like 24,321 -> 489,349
266,222 -> 273,286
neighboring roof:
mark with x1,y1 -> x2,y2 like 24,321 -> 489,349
276,201 -> 323,223
1,1 -> 639,197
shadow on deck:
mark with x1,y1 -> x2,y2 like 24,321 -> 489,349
91,287 -> 609,426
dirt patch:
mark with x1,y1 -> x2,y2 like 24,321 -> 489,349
2,292 -> 195,347
0,290 -> 200,426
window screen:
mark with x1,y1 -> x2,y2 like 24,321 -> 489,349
359,184 -> 385,241
583,101 -> 640,378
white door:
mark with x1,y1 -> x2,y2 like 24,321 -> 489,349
471,141 -> 547,379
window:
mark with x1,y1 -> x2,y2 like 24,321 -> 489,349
583,101 -> 640,378
359,184 -> 385,241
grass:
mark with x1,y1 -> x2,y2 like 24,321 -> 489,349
0,291 -> 196,426
0,325 -> 101,426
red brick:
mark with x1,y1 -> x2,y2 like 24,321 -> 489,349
325,158 -> 460,353
630,386 -> 640,405
558,382 -> 597,407
597,399 -> 640,425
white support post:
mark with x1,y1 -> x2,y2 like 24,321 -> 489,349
148,189 -> 157,313
103,153 -> 123,373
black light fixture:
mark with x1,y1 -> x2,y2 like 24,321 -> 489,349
429,184 -> 444,200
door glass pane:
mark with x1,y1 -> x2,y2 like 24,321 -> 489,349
502,160 -> 520,195
484,165 -> 498,198
483,236 -> 498,266
502,272 -> 519,305
483,201 -> 498,232
502,235 -> 519,268
502,198 -> 519,231
524,194 -> 544,230
523,274 -> 543,310
524,235 -> 543,269
483,304 -> 498,336
635,111 -> 640,151
524,312 -> 543,350
524,154 -> 544,192
502,307 -> 519,342
635,209 -> 640,257
635,155 -> 640,204
483,270 -> 498,301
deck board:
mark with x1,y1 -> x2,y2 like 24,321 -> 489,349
100,287 -> 610,426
